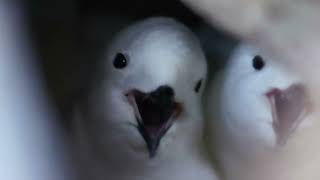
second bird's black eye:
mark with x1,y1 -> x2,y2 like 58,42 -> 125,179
194,79 -> 203,93
252,55 -> 265,71
113,53 -> 128,69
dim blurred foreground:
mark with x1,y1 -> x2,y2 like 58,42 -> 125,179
0,1 -> 71,180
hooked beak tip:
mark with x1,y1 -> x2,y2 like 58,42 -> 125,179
137,124 -> 162,158
148,140 -> 159,158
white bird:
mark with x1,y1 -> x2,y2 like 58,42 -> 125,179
205,43 -> 320,180
71,17 -> 219,180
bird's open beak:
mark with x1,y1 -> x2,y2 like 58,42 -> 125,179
266,84 -> 310,146
125,86 -> 182,158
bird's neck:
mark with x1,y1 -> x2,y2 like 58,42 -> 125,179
71,110 -> 213,180
73,138 -> 214,180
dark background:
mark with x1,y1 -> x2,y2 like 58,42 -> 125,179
25,0 -> 237,117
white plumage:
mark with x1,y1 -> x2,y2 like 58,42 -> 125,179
71,17 -> 219,180
205,43 -> 319,180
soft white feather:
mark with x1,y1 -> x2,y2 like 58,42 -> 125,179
72,17 -> 219,180
206,42 -> 319,180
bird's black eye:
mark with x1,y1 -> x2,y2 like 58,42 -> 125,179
252,55 -> 265,71
113,53 -> 128,69
194,79 -> 203,93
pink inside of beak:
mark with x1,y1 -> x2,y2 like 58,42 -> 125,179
266,84 -> 310,146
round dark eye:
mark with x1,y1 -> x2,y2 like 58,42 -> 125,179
194,79 -> 203,93
252,55 -> 265,71
113,53 -> 128,69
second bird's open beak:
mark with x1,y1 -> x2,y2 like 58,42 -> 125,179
266,84 -> 310,146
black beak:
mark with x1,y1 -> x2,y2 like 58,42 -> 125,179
126,85 -> 181,158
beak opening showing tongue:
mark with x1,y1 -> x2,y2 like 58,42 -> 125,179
126,86 -> 182,158
266,84 -> 310,146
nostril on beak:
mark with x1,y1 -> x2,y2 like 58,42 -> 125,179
158,85 -> 174,97
151,85 -> 175,104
